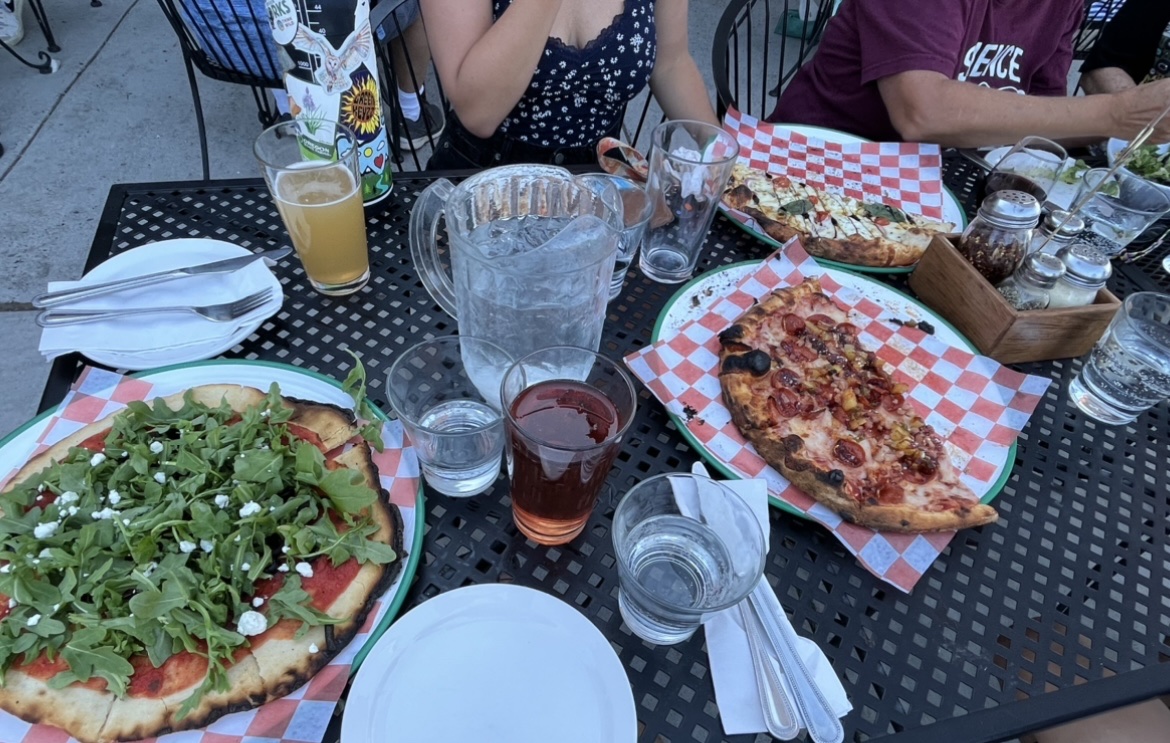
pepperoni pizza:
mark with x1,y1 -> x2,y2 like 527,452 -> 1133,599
717,279 -> 997,532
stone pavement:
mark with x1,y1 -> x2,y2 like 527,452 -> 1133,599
0,0 -> 729,438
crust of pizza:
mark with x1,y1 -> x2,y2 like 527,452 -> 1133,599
718,280 -> 997,533
0,385 -> 404,742
0,671 -> 114,742
722,164 -> 950,267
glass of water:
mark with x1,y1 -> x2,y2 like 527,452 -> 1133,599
578,173 -> 654,301
612,473 -> 765,645
1074,169 -> 1170,257
1068,292 -> 1170,425
640,120 -> 740,284
386,336 -> 511,497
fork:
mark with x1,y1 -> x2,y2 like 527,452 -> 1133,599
35,288 -> 275,327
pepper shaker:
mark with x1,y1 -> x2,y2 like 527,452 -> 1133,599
1030,209 -> 1085,255
996,252 -> 1066,310
958,190 -> 1041,285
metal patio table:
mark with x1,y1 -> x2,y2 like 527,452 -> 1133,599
39,160 -> 1170,742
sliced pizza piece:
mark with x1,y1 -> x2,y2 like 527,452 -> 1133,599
717,278 -> 997,532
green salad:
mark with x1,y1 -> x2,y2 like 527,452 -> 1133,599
0,381 -> 396,718
1125,145 -> 1170,185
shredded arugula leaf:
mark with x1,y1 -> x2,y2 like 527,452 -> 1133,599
0,384 -> 397,717
341,350 -> 385,452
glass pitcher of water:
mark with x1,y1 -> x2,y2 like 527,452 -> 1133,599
409,165 -> 623,405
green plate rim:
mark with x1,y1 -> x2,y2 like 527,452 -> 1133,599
0,358 -> 424,677
649,261 -> 1017,515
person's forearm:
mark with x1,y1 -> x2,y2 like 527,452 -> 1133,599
649,54 -> 719,126
1080,66 -> 1137,96
425,0 -> 562,136
881,75 -> 1124,147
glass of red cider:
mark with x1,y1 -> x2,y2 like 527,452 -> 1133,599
500,346 -> 638,545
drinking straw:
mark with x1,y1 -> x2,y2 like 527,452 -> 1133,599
1032,98 -> 1170,254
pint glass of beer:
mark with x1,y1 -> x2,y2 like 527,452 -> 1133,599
255,119 -> 369,296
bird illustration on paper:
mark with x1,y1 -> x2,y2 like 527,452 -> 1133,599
291,21 -> 373,95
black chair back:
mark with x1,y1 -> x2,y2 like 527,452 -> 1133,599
711,0 -> 836,121
155,0 -> 284,178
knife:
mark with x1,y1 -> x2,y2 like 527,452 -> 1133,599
32,247 -> 293,308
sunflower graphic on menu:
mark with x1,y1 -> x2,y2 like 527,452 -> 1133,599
341,71 -> 382,136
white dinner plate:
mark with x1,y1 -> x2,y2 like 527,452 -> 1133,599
1105,138 -> 1170,199
343,584 -> 637,743
983,145 -> 1086,210
650,261 -> 1014,515
58,238 -> 283,370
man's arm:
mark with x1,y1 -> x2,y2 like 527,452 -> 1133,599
878,71 -> 1170,147
1081,67 -> 1138,95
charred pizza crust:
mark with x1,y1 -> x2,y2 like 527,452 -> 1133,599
723,163 -> 952,267
0,385 -> 404,743
718,280 -> 997,533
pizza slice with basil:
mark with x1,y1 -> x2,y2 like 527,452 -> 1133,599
0,383 -> 403,743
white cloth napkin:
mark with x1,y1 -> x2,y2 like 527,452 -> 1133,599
38,262 -> 281,361
691,463 -> 853,736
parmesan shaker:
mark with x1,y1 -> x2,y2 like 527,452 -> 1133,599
1048,243 -> 1113,308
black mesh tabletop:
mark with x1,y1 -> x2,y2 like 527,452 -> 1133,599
39,169 -> 1170,743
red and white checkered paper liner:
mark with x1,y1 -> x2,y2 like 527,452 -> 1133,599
723,107 -> 946,220
624,242 -> 1051,592
0,366 -> 420,743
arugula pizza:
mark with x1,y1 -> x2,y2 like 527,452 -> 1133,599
0,383 -> 403,742
722,163 -> 954,267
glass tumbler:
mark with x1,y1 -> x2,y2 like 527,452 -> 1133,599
578,173 -> 654,300
1074,169 -> 1170,257
984,135 -> 1066,204
1068,292 -> 1170,425
613,473 -> 766,645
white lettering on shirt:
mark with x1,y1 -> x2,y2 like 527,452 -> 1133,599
956,42 -> 1024,89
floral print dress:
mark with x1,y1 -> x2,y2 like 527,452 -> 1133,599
491,0 -> 657,147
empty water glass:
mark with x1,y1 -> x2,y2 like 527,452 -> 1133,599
613,473 -> 765,645
386,336 -> 512,497
578,174 -> 654,300
1068,292 -> 1170,425
640,120 -> 740,284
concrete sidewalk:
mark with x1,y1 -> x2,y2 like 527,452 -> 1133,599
0,0 -> 730,439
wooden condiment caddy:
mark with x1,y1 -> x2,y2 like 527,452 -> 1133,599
908,235 -> 1120,364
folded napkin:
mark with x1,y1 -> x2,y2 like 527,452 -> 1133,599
691,463 -> 852,736
38,260 -> 281,362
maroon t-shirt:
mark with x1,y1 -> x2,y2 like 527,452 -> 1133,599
769,0 -> 1083,141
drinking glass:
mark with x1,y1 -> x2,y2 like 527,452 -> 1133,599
578,173 -> 654,300
613,473 -> 766,645
500,346 -> 637,545
1068,292 -> 1170,425
1074,169 -> 1170,257
254,119 -> 369,296
984,136 -> 1066,204
386,336 -> 512,497
640,120 -> 740,284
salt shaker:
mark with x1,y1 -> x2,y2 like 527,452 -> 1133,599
995,253 -> 1066,310
1047,243 -> 1113,308
1029,209 -> 1085,255
958,190 -> 1041,285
